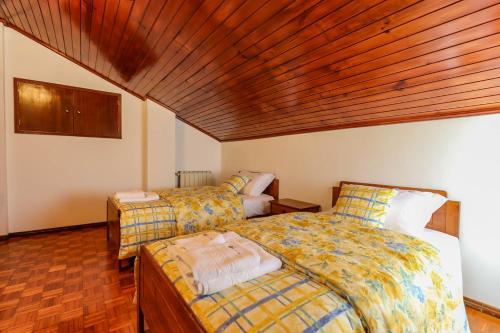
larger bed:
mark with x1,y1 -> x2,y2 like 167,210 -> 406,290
136,181 -> 467,333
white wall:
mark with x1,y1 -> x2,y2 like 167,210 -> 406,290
1,27 -> 220,233
176,119 -> 221,183
3,28 -> 146,232
146,100 -> 176,190
0,23 -> 7,236
222,115 -> 500,308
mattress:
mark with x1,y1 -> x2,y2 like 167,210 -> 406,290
419,229 -> 463,296
241,194 -> 274,217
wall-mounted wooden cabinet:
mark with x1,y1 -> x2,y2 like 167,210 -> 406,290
14,78 -> 121,139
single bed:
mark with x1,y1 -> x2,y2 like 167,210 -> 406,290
136,181 -> 466,333
107,179 -> 279,269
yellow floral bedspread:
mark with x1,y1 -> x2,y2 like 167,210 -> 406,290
145,212 -> 469,333
115,186 -> 244,259
159,186 -> 245,236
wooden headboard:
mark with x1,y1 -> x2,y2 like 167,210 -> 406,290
262,179 -> 279,199
332,181 -> 460,238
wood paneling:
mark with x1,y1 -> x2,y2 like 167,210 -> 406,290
2,0 -> 500,141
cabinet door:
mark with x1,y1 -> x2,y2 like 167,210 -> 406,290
15,80 -> 74,135
73,90 -> 121,138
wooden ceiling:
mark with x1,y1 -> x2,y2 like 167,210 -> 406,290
2,0 -> 500,141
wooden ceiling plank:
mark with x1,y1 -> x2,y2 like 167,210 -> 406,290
25,0 -> 50,43
0,6 -> 6,21
204,71 -> 500,133
108,0 -> 169,84
106,0 -> 162,83
87,0 -> 108,69
111,0 -> 205,88
94,0 -> 122,74
195,18 -> 500,127
218,103 -> 500,141
147,0 -> 297,100
17,0 -> 40,38
210,83 -> 500,136
112,0 -> 189,88
79,0 -> 93,66
202,53 -> 500,134
171,0 -> 431,113
202,43 -> 500,133
69,0 -> 81,62
182,0 -> 499,122
99,0 -> 135,75
46,0 -> 66,52
35,0 -> 59,48
127,0 -> 229,93
174,0 -> 451,118
58,0 -> 74,58
216,95 -> 500,139
140,0 -> 269,96
179,0 -> 481,119
154,0 -> 333,102
3,1 -> 26,31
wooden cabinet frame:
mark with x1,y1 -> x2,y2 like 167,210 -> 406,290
14,78 -> 122,139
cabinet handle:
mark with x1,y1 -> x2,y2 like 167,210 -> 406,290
76,110 -> 81,114
65,109 -> 70,113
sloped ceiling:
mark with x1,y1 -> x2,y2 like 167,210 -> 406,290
2,0 -> 500,141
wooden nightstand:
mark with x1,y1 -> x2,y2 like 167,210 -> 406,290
270,199 -> 321,215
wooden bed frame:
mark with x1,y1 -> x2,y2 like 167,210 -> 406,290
137,181 -> 460,332
107,179 -> 280,269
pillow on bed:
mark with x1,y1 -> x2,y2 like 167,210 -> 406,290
385,190 -> 447,237
238,170 -> 275,197
220,175 -> 250,194
331,184 -> 398,228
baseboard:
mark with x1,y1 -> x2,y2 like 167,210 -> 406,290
0,221 -> 107,240
465,296 -> 500,319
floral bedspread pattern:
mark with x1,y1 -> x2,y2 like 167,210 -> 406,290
159,186 -> 245,236
146,240 -> 365,333
116,186 -> 245,259
222,213 -> 469,333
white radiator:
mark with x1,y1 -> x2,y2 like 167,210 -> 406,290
176,171 -> 213,188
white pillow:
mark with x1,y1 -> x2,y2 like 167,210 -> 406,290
238,170 -> 275,196
385,190 -> 447,237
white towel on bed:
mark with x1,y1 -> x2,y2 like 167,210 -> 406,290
169,234 -> 282,295
114,191 -> 146,200
177,239 -> 260,281
118,192 -> 159,203
175,231 -> 226,250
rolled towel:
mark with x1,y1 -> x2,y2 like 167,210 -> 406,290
170,239 -> 282,295
119,192 -> 159,203
175,231 -> 225,250
178,241 -> 260,281
114,191 -> 146,200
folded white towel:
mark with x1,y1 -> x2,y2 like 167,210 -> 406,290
175,231 -> 226,250
170,238 -> 282,295
114,191 -> 146,200
178,239 -> 260,281
118,192 -> 159,203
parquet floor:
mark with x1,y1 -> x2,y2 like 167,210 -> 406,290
0,227 -> 136,332
0,226 -> 499,333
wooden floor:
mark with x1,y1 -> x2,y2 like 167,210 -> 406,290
0,226 -> 499,333
0,227 -> 136,332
